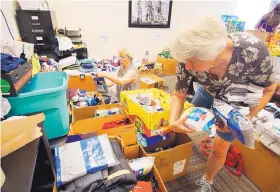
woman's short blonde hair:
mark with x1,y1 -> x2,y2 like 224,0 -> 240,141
171,16 -> 227,62
118,48 -> 133,61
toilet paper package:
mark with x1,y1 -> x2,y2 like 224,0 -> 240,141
213,99 -> 255,149
182,107 -> 215,133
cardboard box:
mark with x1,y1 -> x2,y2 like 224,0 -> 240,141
70,108 -> 136,146
1,61 -> 32,96
0,113 -> 43,158
68,91 -> 105,114
67,75 -> 96,91
157,55 -> 178,75
120,89 -> 193,132
140,74 -> 165,89
110,136 -> 167,192
120,89 -> 171,131
232,138 -> 280,192
139,133 -> 193,183
130,115 -> 171,137
71,103 -> 124,123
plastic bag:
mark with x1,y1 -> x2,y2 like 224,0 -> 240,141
182,107 -> 215,133
54,134 -> 118,186
129,157 -> 155,178
213,99 -> 255,149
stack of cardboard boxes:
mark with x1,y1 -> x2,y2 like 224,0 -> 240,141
120,88 -> 194,183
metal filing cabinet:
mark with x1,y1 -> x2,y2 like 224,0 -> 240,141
16,10 -> 57,53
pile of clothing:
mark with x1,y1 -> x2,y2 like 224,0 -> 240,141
1,53 -> 25,73
39,56 -> 59,72
78,58 -> 99,73
69,89 -> 102,108
239,103 -> 280,156
224,83 -> 264,107
56,134 -> 157,192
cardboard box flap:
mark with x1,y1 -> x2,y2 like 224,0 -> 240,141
72,103 -> 123,123
1,113 -> 44,158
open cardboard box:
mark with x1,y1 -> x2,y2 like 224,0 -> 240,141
232,137 -> 280,192
68,91 -> 105,115
71,103 -> 122,123
1,113 -> 44,158
140,74 -> 165,89
70,106 -> 136,146
111,136 -> 168,192
139,132 -> 193,183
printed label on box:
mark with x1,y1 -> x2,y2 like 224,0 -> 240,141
36,36 -> 43,41
173,159 -> 186,175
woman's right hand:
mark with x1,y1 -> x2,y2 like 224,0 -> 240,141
170,119 -> 195,134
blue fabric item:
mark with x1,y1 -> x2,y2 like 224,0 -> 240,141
137,132 -> 171,147
1,53 -> 25,73
216,129 -> 235,142
191,87 -> 214,108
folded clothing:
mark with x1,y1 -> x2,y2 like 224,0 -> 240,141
55,134 -> 118,186
1,53 -> 25,73
100,139 -> 137,192
59,169 -> 108,192
102,118 -> 130,129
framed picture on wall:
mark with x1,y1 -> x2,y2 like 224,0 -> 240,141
128,0 -> 173,28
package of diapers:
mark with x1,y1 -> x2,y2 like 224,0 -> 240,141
213,99 -> 255,149
182,107 -> 215,133
54,134 -> 118,186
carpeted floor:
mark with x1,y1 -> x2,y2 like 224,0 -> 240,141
161,75 -> 261,192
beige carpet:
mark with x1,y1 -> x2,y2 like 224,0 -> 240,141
161,75 -> 261,192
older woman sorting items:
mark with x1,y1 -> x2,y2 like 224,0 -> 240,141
96,48 -> 139,103
170,16 -> 277,192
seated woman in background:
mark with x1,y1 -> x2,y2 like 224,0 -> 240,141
96,48 -> 139,103
255,2 -> 280,33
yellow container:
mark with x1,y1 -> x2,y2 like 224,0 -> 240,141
156,55 -> 178,75
120,88 -> 193,131
140,74 -> 165,89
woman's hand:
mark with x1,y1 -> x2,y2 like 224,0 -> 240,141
170,119 -> 195,134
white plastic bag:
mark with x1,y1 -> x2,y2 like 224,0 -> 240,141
129,157 -> 155,178
54,134 -> 118,186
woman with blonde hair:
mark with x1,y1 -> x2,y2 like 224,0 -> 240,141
170,16 -> 276,192
96,48 -> 139,103
255,2 -> 280,32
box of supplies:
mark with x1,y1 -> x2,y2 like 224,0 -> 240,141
156,56 -> 177,75
70,107 -> 136,146
139,133 -> 193,183
1,61 -> 32,97
140,74 -> 165,89
120,89 -> 193,133
71,103 -> 125,123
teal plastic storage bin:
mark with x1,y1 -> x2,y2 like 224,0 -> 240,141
7,71 -> 69,139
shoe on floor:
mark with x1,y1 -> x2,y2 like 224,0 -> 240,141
195,178 -> 215,192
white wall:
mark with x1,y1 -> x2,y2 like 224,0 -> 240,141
1,0 -> 238,60
48,0 -> 237,60
1,0 -> 21,40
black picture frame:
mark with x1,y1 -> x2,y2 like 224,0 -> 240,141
128,0 -> 173,28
